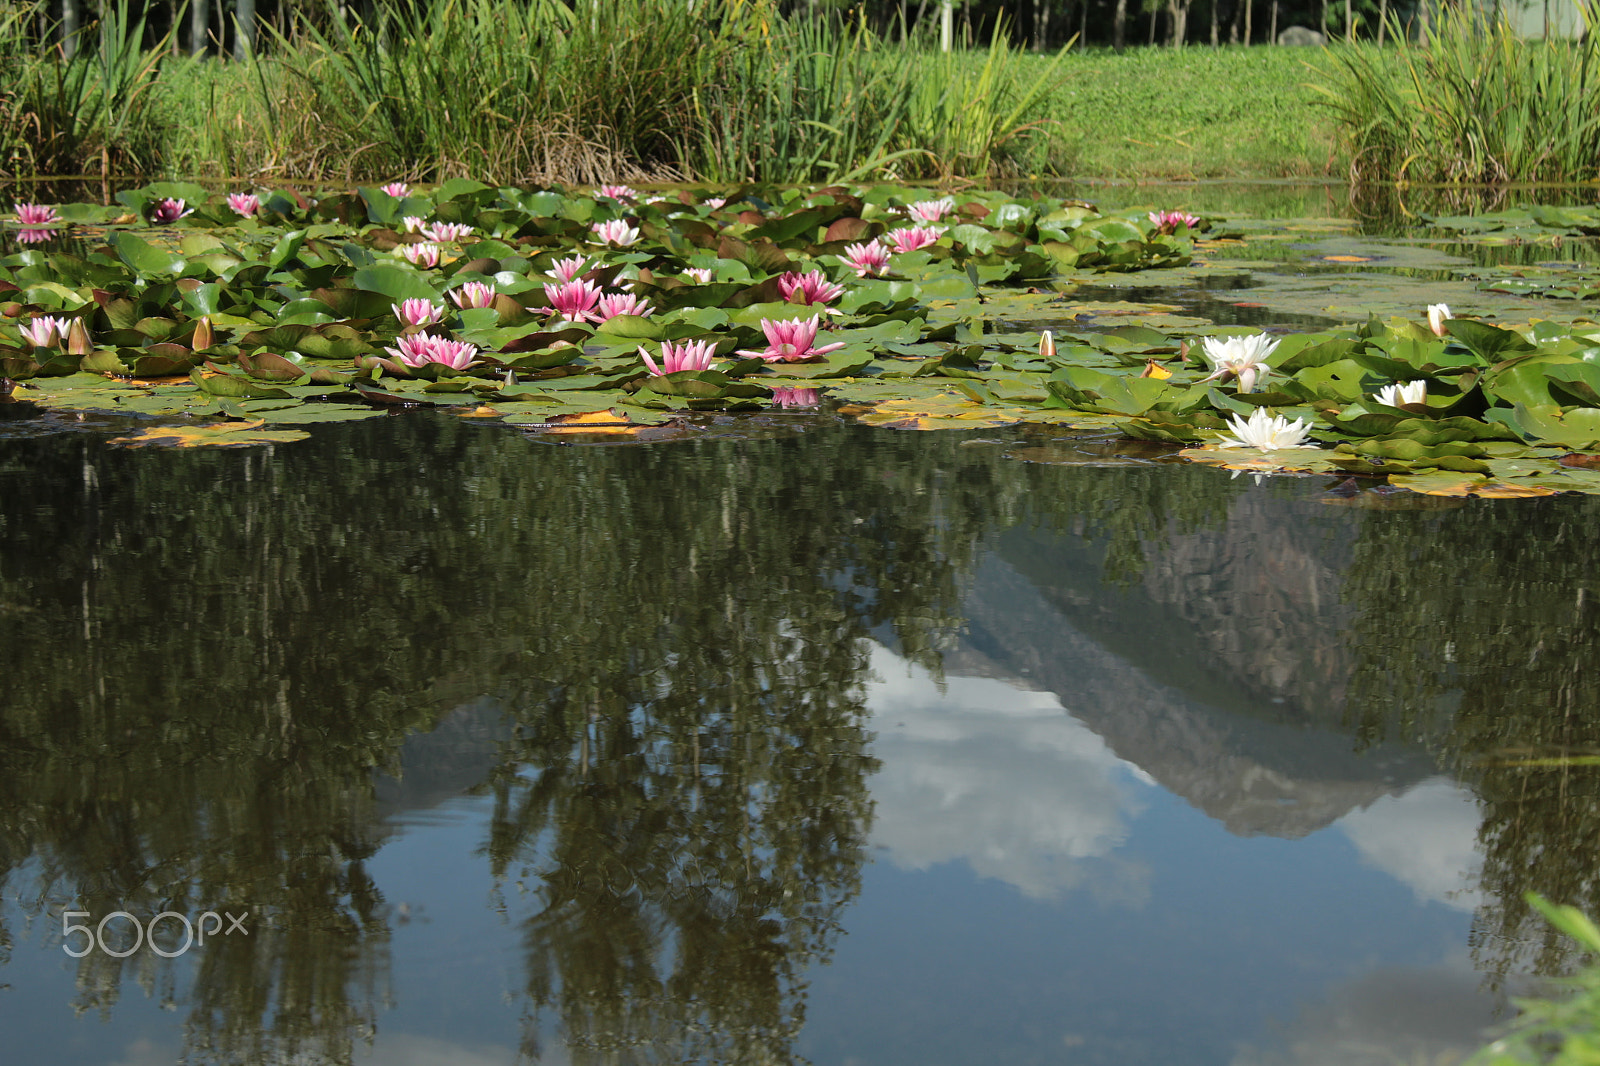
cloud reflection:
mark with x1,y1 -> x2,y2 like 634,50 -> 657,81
1231,952 -> 1502,1066
1337,778 -> 1484,913
864,644 -> 1151,902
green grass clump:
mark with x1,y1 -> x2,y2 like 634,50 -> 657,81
1474,896 -> 1600,1065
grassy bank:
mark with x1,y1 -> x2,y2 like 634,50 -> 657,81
1033,45 -> 1347,180
2,0 -> 1359,186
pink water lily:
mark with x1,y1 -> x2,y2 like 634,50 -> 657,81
401,243 -> 442,268
595,293 -> 655,321
381,182 -> 411,198
423,221 -> 474,242
641,339 -> 717,375
150,198 -> 192,224
20,316 -> 68,347
384,333 -> 478,370
1149,210 -> 1201,234
549,255 -> 588,283
771,386 -> 820,408
777,270 -> 845,305
681,267 -> 713,284
597,184 -> 637,201
591,220 -> 640,247
907,197 -> 955,223
736,315 -> 846,363
702,196 -> 728,209
542,278 -> 603,322
17,229 -> 53,244
841,241 -> 890,277
884,226 -> 939,254
399,215 -> 427,233
15,203 -> 59,226
393,299 -> 445,327
449,282 -> 498,309
228,193 -> 261,217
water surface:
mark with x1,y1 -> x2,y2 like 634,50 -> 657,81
2,412 -> 1597,1064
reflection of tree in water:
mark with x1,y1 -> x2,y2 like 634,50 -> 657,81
0,415 -> 1086,1064
1338,499 -> 1600,977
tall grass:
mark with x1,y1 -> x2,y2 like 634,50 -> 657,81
263,0 -> 1067,185
2,0 -> 168,178
2,0 -> 1070,185
689,16 -> 929,184
900,26 -> 1073,180
1322,3 -> 1600,184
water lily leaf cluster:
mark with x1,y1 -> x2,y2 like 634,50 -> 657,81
988,311 -> 1600,496
14,183 -> 1600,495
1422,205 -> 1600,240
0,179 -> 1192,439
1460,261 -> 1600,302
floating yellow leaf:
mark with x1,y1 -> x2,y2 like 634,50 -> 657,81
108,420 -> 310,448
537,409 -> 646,435
1322,254 -> 1374,263
1139,359 -> 1173,379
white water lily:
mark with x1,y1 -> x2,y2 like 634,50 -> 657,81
1218,407 -> 1318,450
1199,333 -> 1279,393
1427,303 -> 1452,337
1374,380 -> 1427,407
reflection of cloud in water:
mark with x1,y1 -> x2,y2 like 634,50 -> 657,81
1232,952 -> 1502,1066
864,644 -> 1151,902
355,1033 -> 530,1066
1337,778 -> 1483,913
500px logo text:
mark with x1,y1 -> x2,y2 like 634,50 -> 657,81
62,910 -> 249,958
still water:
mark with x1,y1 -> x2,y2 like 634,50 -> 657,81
1,409 -> 1596,1065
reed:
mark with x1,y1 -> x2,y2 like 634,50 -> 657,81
3,0 -> 168,178
3,0 -> 1071,185
1321,3 -> 1600,184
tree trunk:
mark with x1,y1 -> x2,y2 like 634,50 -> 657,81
190,0 -> 210,56
1345,0 -> 1353,41
1320,0 -> 1327,38
1210,0 -> 1219,44
1244,0 -> 1252,44
1230,0 -> 1242,42
1041,0 -> 1052,49
234,0 -> 255,59
61,0 -> 79,57
1167,0 -> 1189,44
1269,0 -> 1278,42
1377,0 -> 1387,44
1149,3 -> 1158,45
1114,0 -> 1128,49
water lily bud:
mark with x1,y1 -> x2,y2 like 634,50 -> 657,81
1427,303 -> 1452,338
65,317 -> 92,356
1039,330 -> 1055,361
192,316 -> 214,351
0,302 -> 21,318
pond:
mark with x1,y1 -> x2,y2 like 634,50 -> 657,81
3,182 -> 1600,1065
2,405 -> 1598,1066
